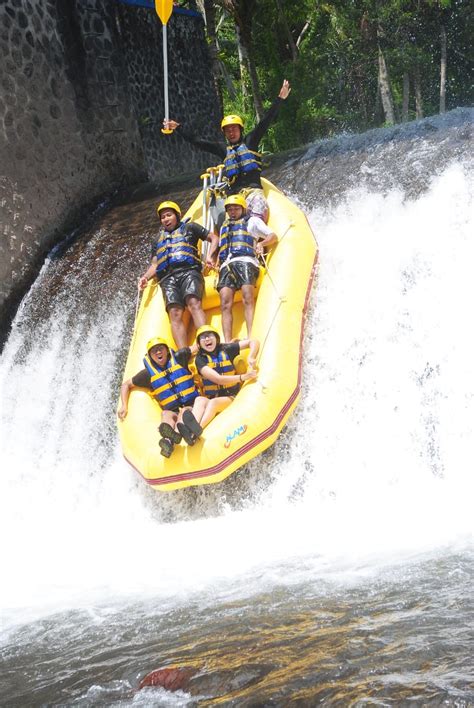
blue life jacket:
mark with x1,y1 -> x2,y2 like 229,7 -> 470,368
154,222 -> 201,278
224,142 -> 262,184
218,217 -> 255,264
143,349 -> 198,410
200,347 -> 240,398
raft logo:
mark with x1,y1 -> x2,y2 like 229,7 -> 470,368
224,424 -> 248,448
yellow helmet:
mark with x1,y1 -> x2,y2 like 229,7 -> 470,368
224,194 -> 247,211
157,201 -> 181,217
221,114 -> 244,130
146,337 -> 169,353
196,325 -> 221,343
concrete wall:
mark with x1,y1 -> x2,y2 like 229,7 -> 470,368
0,0 -> 220,342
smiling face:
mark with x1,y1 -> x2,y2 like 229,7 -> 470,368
159,208 -> 179,231
223,124 -> 242,145
198,332 -> 218,353
149,344 -> 169,367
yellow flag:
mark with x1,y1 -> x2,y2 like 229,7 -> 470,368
154,0 -> 173,24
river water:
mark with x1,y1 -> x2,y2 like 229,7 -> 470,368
1,110 -> 473,706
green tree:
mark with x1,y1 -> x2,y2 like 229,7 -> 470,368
201,0 -> 473,152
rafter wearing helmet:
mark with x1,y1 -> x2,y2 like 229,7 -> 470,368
138,199 -> 219,349
177,325 -> 259,435
162,80 -> 291,218
118,336 -> 207,457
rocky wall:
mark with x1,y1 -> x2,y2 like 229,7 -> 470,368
0,0 -> 220,343
117,3 -> 222,180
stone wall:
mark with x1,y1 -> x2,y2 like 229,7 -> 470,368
117,3 -> 222,180
0,0 -> 220,342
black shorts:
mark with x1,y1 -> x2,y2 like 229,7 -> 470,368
160,268 -> 204,310
166,393 -> 198,413
217,260 -> 259,291
166,402 -> 193,413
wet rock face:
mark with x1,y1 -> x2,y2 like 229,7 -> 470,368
0,0 -> 220,342
268,107 -> 473,209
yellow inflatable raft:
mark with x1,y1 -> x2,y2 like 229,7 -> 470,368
118,178 -> 318,491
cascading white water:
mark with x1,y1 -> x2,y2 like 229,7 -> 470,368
1,160 -> 473,634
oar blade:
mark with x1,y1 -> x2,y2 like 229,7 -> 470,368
154,0 -> 173,24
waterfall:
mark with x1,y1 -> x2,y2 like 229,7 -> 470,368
1,110 -> 472,630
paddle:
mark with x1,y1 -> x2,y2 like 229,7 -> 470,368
200,172 -> 210,261
155,0 -> 174,134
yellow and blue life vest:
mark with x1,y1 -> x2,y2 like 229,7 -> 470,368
154,222 -> 201,278
143,349 -> 198,410
218,217 -> 255,264
224,142 -> 262,184
200,348 -> 240,398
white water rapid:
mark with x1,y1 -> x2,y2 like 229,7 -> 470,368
1,159 -> 473,639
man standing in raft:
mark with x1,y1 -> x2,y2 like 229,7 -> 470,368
217,194 -> 277,341
163,80 -> 291,219
118,337 -> 206,458
139,201 -> 218,348
177,325 -> 259,443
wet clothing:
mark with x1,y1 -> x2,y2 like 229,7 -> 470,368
152,221 -> 209,309
218,218 -> 255,265
152,221 -> 209,279
132,347 -> 196,413
224,143 -> 262,189
160,268 -> 204,310
217,260 -> 260,291
176,97 -> 284,194
217,216 -> 260,291
196,343 -> 241,399
143,348 -> 197,410
154,222 -> 202,277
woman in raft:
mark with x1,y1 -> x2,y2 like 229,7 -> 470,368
179,325 -> 259,443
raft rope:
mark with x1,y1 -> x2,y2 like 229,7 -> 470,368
255,220 -> 295,385
130,278 -> 144,348
258,219 -> 294,303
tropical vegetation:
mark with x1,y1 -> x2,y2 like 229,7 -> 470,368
188,0 -> 472,152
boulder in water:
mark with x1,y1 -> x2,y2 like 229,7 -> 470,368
138,666 -> 197,692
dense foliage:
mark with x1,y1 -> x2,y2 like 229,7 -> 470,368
195,0 -> 473,152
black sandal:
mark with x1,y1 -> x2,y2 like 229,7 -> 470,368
159,422 -> 182,444
182,410 -> 203,438
159,437 -> 174,458
177,422 -> 196,446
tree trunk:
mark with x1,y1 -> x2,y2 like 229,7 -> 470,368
216,0 -> 264,121
236,28 -> 249,103
353,67 -> 368,124
413,65 -> 424,119
274,0 -> 298,61
219,59 -> 237,100
236,22 -> 264,121
377,43 -> 395,124
440,24 -> 447,113
203,0 -> 223,113
402,71 -> 410,122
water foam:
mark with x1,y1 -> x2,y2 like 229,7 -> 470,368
1,162 -> 473,629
